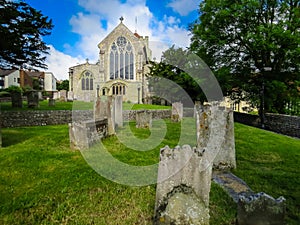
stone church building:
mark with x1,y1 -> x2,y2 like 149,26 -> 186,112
69,17 -> 152,103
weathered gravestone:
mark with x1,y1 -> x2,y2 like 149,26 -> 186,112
171,102 -> 183,122
67,91 -> 74,101
11,92 -> 22,108
136,110 -> 152,128
69,119 -> 108,150
94,96 -> 115,135
196,102 -> 236,170
48,98 -> 55,106
27,91 -> 39,108
237,192 -> 286,225
114,95 -> 123,128
59,90 -> 67,102
154,101 -> 232,225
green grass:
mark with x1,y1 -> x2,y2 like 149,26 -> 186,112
0,122 -> 299,224
0,100 -> 170,111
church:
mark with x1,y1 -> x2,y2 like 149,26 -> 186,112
68,17 -> 152,103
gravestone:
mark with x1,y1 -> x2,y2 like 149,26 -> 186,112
136,110 -> 152,128
67,91 -> 74,101
11,92 -> 22,108
154,145 -> 212,225
171,102 -> 183,122
114,95 -> 123,128
155,101 -> 234,225
237,192 -> 286,225
48,98 -> 55,106
60,90 -> 67,101
196,102 -> 236,170
94,96 -> 115,135
27,91 -> 39,108
69,119 -> 108,150
53,92 -> 59,99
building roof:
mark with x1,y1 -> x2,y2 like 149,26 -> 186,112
0,69 -> 18,77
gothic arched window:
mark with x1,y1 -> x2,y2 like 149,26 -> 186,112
81,71 -> 94,90
110,36 -> 134,80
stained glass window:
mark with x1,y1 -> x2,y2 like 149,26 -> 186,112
110,36 -> 134,80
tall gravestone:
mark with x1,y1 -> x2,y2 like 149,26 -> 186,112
60,90 -> 67,102
27,91 -> 39,108
155,101 -> 233,225
196,102 -> 236,170
94,96 -> 115,135
114,95 -> 123,128
11,92 -> 22,108
171,102 -> 183,122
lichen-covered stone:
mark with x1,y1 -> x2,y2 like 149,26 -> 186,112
237,192 -> 286,225
136,110 -> 152,128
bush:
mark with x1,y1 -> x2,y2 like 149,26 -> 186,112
0,91 -> 11,97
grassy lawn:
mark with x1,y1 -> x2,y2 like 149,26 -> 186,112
0,100 -> 170,111
0,121 -> 299,224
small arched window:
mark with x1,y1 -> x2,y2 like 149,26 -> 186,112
81,71 -> 94,91
111,84 -> 126,95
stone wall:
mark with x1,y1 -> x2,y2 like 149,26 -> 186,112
0,110 -> 93,128
234,112 -> 300,138
0,109 -> 172,128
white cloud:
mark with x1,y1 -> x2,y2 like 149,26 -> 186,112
167,0 -> 199,16
45,45 -> 85,81
45,0 -> 195,79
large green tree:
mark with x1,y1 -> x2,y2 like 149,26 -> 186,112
190,0 -> 300,115
0,0 -> 53,69
147,46 -> 207,104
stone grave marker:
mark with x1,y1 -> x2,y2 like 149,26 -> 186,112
114,95 -> 123,128
171,102 -> 183,122
196,102 -> 236,170
94,96 -> 115,135
237,192 -> 286,225
11,92 -> 22,108
67,91 -> 74,101
136,110 -> 152,128
60,90 -> 67,101
27,91 -> 39,108
154,101 -> 232,225
48,98 -> 55,106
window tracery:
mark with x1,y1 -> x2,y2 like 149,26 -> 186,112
110,36 -> 134,80
81,71 -> 93,90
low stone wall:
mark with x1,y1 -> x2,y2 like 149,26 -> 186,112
123,109 -> 171,121
234,112 -> 300,138
0,109 -> 172,128
0,110 -> 93,128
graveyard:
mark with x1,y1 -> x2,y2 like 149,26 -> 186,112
0,110 -> 299,224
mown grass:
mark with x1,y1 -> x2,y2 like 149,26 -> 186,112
0,122 -> 299,224
0,100 -> 170,111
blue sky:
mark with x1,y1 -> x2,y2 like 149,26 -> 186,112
26,0 -> 201,80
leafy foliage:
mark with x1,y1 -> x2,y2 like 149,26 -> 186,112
190,0 -> 300,113
147,46 -> 208,104
0,0 -> 53,69
57,79 -> 69,91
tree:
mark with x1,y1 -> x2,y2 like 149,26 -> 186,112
190,0 -> 300,115
57,80 -> 69,91
0,0 -> 53,69
147,46 -> 206,104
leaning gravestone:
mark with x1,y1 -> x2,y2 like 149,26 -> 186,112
171,102 -> 183,122
136,110 -> 152,128
196,102 -> 236,170
27,91 -> 39,108
154,101 -> 232,225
